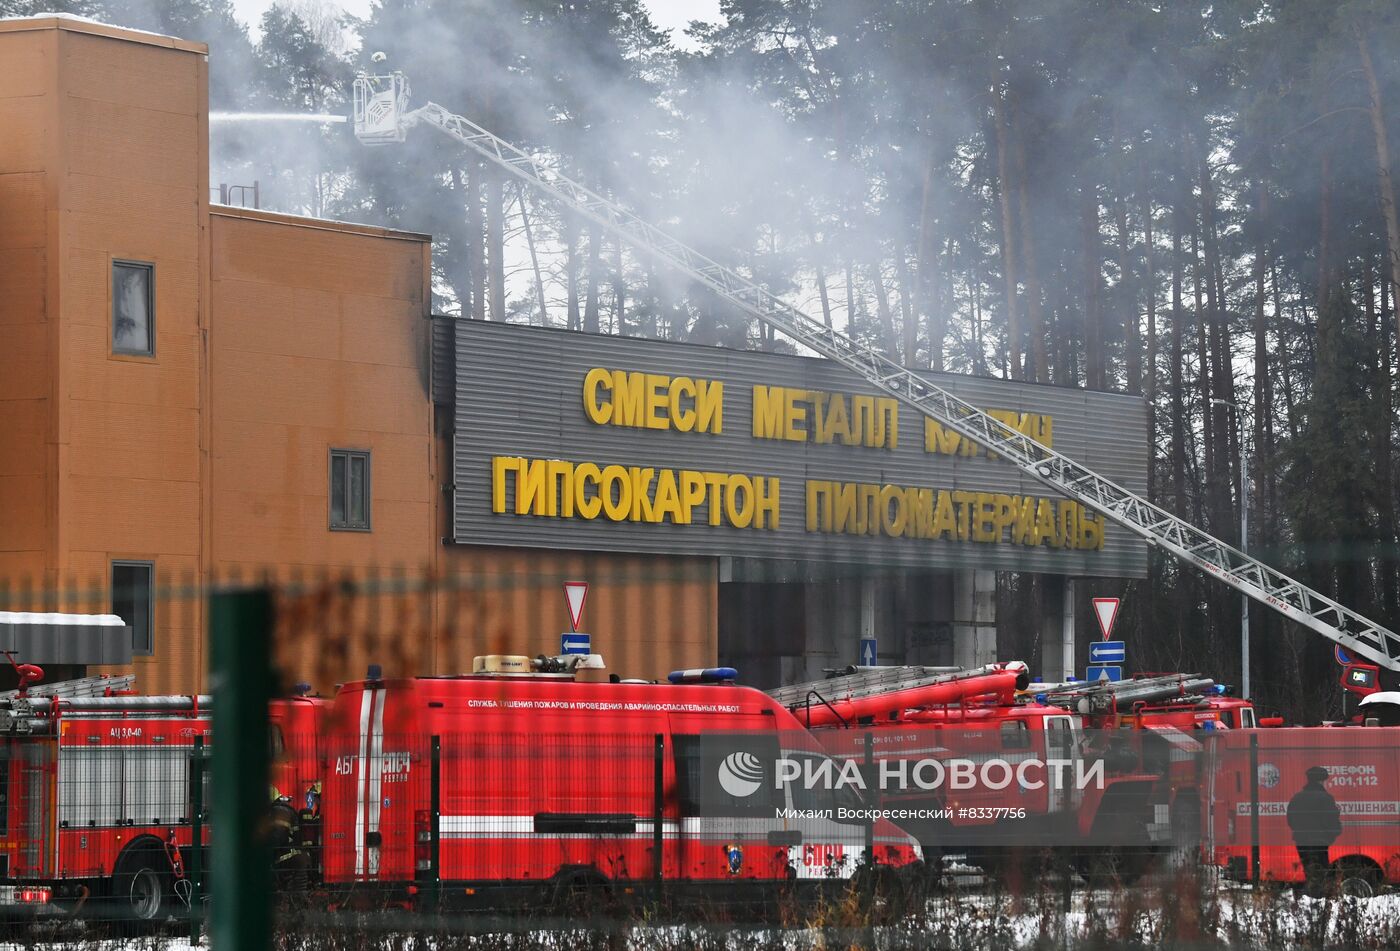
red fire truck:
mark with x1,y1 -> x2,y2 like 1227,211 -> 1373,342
318,655 -> 923,910
0,668 -> 325,923
1207,723 -> 1400,896
1036,673 -> 1260,851
770,664 -> 1204,883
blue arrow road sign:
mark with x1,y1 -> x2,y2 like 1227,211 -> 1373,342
860,637 -> 877,666
561,632 -> 591,655
1085,665 -> 1122,683
1089,640 -> 1125,664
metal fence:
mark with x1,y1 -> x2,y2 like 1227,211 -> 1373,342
1,567 -> 1398,950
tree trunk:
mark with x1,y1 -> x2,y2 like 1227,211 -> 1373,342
1368,260 -> 1399,618
1114,147 -> 1141,395
897,250 -> 918,366
467,161 -> 486,321
584,222 -> 602,333
917,146 -> 943,370
1356,26 -> 1400,343
845,258 -> 858,335
807,224 -> 834,329
871,260 -> 897,357
1273,261 -> 1300,444
1384,276 -> 1399,617
1051,282 -> 1075,386
448,166 -> 475,319
1083,185 -> 1104,390
1319,133 -> 1334,311
1251,181 -> 1274,539
485,166 -> 506,321
1200,153 -> 1237,520
971,254 -> 988,375
991,83 -> 1021,379
613,239 -> 626,337
1140,153 -> 1158,498
1191,224 -> 1215,519
1012,92 -> 1047,382
565,214 -> 581,331
644,261 -> 660,338
516,183 -> 549,326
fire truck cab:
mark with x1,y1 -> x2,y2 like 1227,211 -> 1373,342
319,657 -> 922,909
776,664 -> 1203,883
0,684 -> 210,923
0,680 -> 326,924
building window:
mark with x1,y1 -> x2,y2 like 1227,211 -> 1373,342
330,449 -> 371,531
111,561 -> 154,656
112,261 -> 154,356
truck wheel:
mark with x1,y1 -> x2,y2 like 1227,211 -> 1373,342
113,850 -> 169,926
850,866 -> 910,923
1075,848 -> 1151,888
548,868 -> 610,916
1334,858 -> 1381,899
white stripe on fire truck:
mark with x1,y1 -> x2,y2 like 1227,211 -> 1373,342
367,688 -> 386,877
435,815 -> 913,847
354,688 -> 372,877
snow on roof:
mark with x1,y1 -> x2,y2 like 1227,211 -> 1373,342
0,611 -> 126,627
1,12 -> 174,39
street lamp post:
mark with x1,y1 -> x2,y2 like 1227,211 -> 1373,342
1212,398 -> 1250,699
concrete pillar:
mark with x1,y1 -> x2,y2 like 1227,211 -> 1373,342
952,570 -> 997,668
1040,576 -> 1076,682
859,575 -> 876,661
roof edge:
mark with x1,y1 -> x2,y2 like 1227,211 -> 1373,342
211,204 -> 432,243
0,15 -> 209,54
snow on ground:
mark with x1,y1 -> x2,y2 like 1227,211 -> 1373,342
2,890 -> 1397,950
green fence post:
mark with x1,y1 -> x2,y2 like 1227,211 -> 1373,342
210,586 -> 273,951
189,734 -> 206,946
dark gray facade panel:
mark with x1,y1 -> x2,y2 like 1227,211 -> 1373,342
452,322 -> 1149,577
430,317 -> 457,408
0,619 -> 134,665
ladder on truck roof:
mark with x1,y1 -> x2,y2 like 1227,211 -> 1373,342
767,664 -> 1002,710
351,71 -> 1400,673
0,673 -> 135,701
1040,673 -> 1218,716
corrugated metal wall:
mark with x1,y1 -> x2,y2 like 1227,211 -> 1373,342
453,322 -> 1149,577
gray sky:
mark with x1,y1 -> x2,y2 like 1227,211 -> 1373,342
229,0 -> 722,50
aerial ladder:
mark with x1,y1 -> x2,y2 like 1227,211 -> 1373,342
1039,673 -> 1220,717
351,71 -> 1400,674
766,661 -> 1030,727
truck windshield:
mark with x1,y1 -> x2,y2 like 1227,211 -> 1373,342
784,753 -> 868,824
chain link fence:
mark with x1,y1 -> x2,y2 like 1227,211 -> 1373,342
1,566 -> 1398,949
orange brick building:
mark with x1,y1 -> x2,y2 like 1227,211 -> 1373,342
0,16 -> 716,692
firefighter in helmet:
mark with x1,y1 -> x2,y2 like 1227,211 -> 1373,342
269,785 -> 311,896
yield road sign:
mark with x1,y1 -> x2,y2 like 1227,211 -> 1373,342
1089,640 -> 1125,664
860,637 -> 877,666
561,632 -> 591,655
563,581 -> 589,633
1085,665 -> 1122,683
1092,598 -> 1121,640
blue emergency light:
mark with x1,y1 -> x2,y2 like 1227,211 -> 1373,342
668,667 -> 738,684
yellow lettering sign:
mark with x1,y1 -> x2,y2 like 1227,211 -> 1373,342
584,367 -> 723,434
805,479 -> 1104,550
924,410 -> 1053,458
753,386 -> 898,449
492,456 -> 776,530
